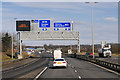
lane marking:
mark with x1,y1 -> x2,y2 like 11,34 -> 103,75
78,76 -> 81,79
75,70 -> 77,72
88,62 -> 120,76
34,67 -> 48,80
71,66 -> 74,68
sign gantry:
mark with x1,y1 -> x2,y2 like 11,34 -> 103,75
16,19 -> 80,56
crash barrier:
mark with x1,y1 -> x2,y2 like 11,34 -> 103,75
2,57 -> 30,65
66,54 -> 120,73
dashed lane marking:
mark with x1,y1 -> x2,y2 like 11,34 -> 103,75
78,76 -> 82,79
75,70 -> 77,72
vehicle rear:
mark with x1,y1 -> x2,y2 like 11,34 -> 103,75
53,58 -> 67,68
85,52 -> 93,57
53,50 -> 62,59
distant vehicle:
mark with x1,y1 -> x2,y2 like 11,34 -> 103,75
98,41 -> 112,58
39,51 -> 41,54
53,49 -> 62,59
85,52 -> 93,57
46,50 -> 50,53
53,58 -> 67,68
50,51 -> 52,54
68,49 -> 72,54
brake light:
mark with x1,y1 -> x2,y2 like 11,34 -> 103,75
90,53 -> 93,55
54,62 -> 56,64
63,62 -> 66,63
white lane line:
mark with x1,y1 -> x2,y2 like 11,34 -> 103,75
33,67 -> 48,80
71,66 -> 74,68
75,70 -> 77,72
78,76 -> 81,79
88,62 -> 120,76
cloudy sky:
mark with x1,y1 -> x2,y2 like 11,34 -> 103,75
1,1 -> 118,46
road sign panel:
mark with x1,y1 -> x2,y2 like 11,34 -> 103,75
54,22 -> 71,28
16,20 -> 30,31
39,20 -> 50,28
34,20 -> 38,23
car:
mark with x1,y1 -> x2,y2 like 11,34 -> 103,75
85,52 -> 93,57
39,51 -> 41,54
46,50 -> 50,53
53,58 -> 67,68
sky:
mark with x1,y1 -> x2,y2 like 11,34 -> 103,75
1,1 -> 118,46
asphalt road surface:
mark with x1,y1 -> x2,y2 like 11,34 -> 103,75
2,52 -> 50,79
2,52 -> 119,80
39,57 -> 119,80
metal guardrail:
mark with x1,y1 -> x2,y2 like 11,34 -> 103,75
66,54 -> 120,73
2,57 -> 30,64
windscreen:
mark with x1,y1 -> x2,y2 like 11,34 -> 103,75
55,59 -> 64,61
103,49 -> 111,51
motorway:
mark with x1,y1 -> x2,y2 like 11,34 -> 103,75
2,52 -> 119,80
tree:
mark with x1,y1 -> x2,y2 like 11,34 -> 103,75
49,44 -> 53,49
2,33 -> 12,52
43,44 -> 48,50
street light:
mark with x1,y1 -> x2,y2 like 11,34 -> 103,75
85,2 -> 98,59
11,33 -> 13,59
14,18 -> 19,55
11,18 -> 18,59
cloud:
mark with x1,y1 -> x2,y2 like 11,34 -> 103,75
104,17 -> 117,21
74,21 -> 88,25
1,2 -> 118,45
12,2 -> 84,10
2,0 -> 120,2
94,2 -> 118,9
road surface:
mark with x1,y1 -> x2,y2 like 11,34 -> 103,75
2,52 -> 119,80
39,57 -> 118,80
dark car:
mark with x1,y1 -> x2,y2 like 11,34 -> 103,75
85,52 -> 93,57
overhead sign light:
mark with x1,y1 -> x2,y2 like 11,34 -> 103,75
16,20 -> 30,31
42,28 -> 47,31
65,28 -> 70,31
54,28 -> 59,31
39,20 -> 50,28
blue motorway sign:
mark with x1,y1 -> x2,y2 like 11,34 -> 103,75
34,20 -> 38,23
39,20 -> 50,28
54,22 -> 71,28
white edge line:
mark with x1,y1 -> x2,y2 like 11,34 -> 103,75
75,70 -> 77,72
34,67 -> 48,80
88,62 -> 120,76
78,76 -> 81,79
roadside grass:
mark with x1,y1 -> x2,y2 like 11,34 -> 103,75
22,51 -> 29,58
112,53 -> 120,57
2,53 -> 15,62
1,51 -> 29,62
